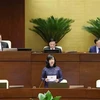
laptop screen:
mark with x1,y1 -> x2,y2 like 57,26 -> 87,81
17,48 -> 32,51
44,49 -> 61,53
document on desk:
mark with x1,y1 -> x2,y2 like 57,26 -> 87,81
47,75 -> 57,82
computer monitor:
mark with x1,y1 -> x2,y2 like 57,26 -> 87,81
48,83 -> 68,88
3,48 -> 17,51
44,49 -> 61,53
17,48 -> 32,51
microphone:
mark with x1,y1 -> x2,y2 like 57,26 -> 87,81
39,81 -> 43,88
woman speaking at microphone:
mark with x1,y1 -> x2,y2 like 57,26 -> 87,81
41,54 -> 63,88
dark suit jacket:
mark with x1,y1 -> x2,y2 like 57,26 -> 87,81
89,46 -> 97,53
44,46 -> 62,53
1,42 -> 9,48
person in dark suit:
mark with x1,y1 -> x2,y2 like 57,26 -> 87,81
89,38 -> 100,53
0,34 -> 9,50
44,39 -> 62,53
41,54 -> 63,88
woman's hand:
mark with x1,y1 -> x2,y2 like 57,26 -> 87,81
55,79 -> 59,83
45,78 -> 48,82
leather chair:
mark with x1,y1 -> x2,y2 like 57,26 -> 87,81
2,40 -> 11,48
0,80 -> 9,89
96,80 -> 100,88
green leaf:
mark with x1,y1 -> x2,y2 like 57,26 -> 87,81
38,90 -> 61,100
29,16 -> 74,43
45,91 -> 53,100
38,93 -> 46,100
83,17 -> 100,38
52,96 -> 61,100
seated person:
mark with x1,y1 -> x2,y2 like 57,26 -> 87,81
0,34 -> 9,50
41,54 -> 63,88
89,38 -> 100,53
44,39 -> 62,53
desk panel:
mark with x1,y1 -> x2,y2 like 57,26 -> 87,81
0,51 -> 31,61
80,53 -> 100,61
0,62 -> 32,87
0,52 -> 100,88
32,53 -> 79,62
0,88 -> 100,100
80,62 -> 100,88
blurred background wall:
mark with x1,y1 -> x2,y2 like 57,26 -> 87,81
0,0 -> 24,48
25,0 -> 100,52
0,0 -> 100,52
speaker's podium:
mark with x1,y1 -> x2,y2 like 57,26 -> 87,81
0,80 -> 9,89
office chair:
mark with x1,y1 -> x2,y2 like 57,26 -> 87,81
96,80 -> 100,88
0,80 -> 9,89
2,40 -> 11,48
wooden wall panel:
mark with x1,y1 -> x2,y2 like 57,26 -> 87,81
32,53 -> 79,61
80,54 -> 100,61
57,62 -> 80,85
0,0 -> 25,48
32,62 -> 45,88
0,51 -> 31,61
80,62 -> 100,88
0,62 -> 31,87
0,53 -> 100,88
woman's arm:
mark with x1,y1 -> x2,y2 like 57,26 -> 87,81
41,68 -> 46,81
58,68 -> 63,82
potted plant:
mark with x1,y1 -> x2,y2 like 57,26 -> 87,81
83,17 -> 100,38
31,90 -> 61,100
29,16 -> 74,44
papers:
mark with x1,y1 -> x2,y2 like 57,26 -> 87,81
47,75 -> 57,82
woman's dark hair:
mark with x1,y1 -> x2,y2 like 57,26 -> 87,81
46,54 -> 56,68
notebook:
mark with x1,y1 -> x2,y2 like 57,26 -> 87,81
9,85 -> 24,88
48,83 -> 68,88
69,85 -> 84,89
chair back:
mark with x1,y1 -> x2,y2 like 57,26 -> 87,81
96,80 -> 100,88
0,80 -> 9,89
2,40 -> 11,48
56,46 -> 63,51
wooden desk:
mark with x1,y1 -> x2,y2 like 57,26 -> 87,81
0,52 -> 100,88
0,88 -> 100,100
0,51 -> 32,88
31,53 -> 100,88
31,53 -> 80,87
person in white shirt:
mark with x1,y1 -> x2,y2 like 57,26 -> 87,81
44,39 -> 61,53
